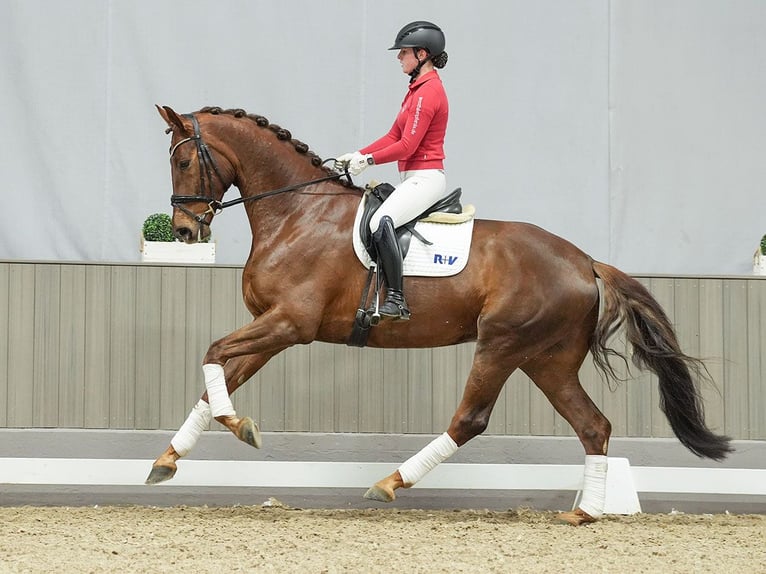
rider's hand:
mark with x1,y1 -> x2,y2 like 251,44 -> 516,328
334,152 -> 355,171
348,152 -> 373,176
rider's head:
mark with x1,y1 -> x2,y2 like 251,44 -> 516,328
389,21 -> 448,83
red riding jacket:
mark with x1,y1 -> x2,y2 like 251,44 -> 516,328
360,70 -> 448,172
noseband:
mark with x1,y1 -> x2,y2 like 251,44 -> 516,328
169,114 -> 225,228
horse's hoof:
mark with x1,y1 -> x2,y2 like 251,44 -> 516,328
363,484 -> 395,502
236,417 -> 262,449
556,509 -> 597,526
145,465 -> 177,485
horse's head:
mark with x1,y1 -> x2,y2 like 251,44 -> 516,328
157,105 -> 235,243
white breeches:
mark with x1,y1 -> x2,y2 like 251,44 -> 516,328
369,169 -> 447,231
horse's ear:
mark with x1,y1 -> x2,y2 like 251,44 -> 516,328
156,104 -> 187,134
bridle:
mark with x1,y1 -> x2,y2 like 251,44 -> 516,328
168,113 -> 352,228
169,114 -> 226,227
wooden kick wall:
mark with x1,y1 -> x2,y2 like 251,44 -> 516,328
0,261 -> 764,440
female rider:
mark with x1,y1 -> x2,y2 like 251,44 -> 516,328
336,20 -> 450,320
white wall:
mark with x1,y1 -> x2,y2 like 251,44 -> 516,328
608,0 -> 766,273
1,0 -> 763,273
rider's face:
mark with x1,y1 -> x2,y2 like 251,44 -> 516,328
397,47 -> 426,75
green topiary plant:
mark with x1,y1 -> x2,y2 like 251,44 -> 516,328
761,234 -> 766,256
142,213 -> 175,242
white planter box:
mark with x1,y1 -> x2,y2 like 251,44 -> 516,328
140,237 -> 216,264
754,250 -> 766,275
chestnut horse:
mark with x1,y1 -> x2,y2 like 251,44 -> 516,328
147,105 -> 731,525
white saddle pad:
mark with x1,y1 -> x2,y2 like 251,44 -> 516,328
352,196 -> 475,277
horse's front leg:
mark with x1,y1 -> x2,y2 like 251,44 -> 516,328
201,361 -> 263,449
199,311 -> 309,442
145,349 -> 281,485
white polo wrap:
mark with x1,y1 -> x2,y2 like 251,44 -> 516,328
202,363 -> 235,418
170,399 -> 212,457
398,432 -> 458,486
578,454 -> 608,518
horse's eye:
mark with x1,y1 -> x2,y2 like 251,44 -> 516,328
179,159 -> 191,170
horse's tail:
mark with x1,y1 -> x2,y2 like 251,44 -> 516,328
590,260 -> 733,460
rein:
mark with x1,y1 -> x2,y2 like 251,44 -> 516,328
169,113 -> 352,223
215,170 -> 350,211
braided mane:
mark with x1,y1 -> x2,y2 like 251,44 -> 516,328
198,107 -> 355,184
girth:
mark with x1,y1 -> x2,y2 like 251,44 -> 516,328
358,182 -> 464,260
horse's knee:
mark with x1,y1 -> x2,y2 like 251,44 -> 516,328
203,336 -> 229,365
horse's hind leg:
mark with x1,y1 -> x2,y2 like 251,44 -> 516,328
145,352 -> 273,485
522,344 -> 612,526
365,344 -> 518,502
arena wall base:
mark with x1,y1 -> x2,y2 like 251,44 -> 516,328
1,430 -> 764,514
0,456 -> 644,511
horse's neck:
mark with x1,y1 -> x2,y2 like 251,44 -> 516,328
237,150 -> 311,216
224,131 -> 360,249
239,172 -> 358,248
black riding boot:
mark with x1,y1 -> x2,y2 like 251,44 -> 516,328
372,216 -> 410,320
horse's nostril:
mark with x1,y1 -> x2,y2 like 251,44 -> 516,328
175,227 -> 193,241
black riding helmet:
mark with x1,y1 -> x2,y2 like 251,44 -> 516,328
389,21 -> 445,56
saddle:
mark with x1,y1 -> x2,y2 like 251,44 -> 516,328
358,182 -> 464,262
349,182 -> 467,348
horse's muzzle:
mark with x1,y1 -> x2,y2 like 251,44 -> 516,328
174,224 -> 210,244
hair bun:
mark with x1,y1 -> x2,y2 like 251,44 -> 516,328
432,51 -> 448,69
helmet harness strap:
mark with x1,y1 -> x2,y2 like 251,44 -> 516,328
409,47 -> 429,84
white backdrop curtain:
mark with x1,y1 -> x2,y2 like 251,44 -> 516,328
1,0 -> 764,273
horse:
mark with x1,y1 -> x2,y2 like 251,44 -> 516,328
147,105 -> 732,525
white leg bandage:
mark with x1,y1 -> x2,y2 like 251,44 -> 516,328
170,400 -> 212,457
398,432 -> 459,486
202,363 -> 235,418
578,455 -> 608,518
